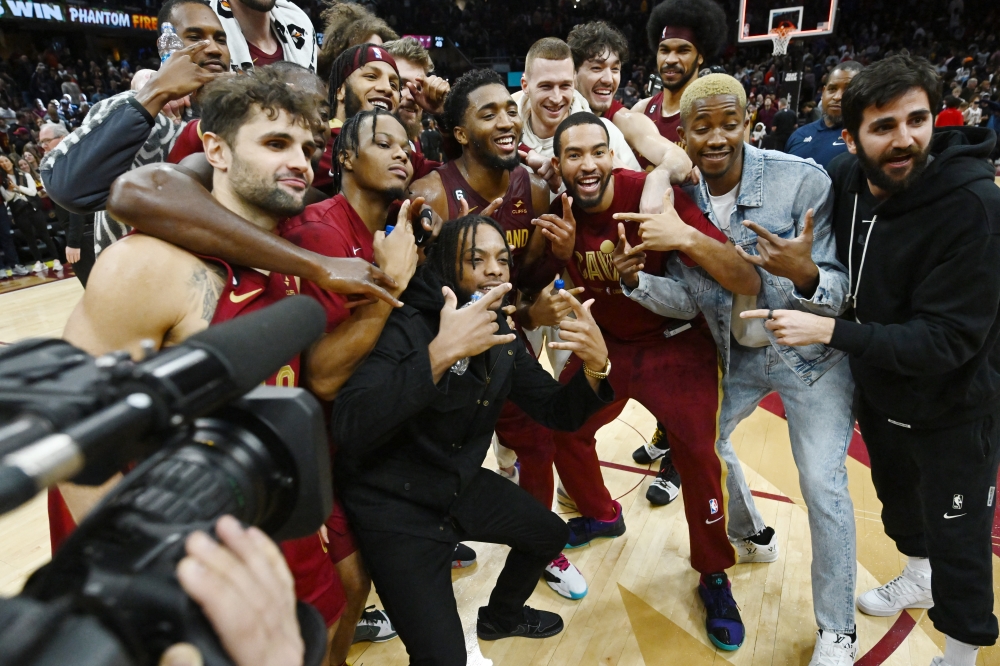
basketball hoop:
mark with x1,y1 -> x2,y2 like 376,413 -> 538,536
769,21 -> 796,56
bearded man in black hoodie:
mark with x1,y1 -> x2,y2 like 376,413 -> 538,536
741,54 -> 1000,666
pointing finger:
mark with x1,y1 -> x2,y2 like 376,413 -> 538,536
801,208 -> 815,238
478,282 -> 512,309
740,309 -> 772,319
742,220 -> 780,243
735,244 -> 766,267
482,197 -> 503,217
613,212 -> 651,223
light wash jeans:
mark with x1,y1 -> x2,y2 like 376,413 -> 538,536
719,343 -> 857,634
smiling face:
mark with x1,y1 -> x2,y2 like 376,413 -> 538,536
554,122 -> 614,210
456,83 -> 521,171
844,87 -> 933,198
455,223 -> 511,304
169,2 -> 230,73
522,57 -> 576,135
219,108 -> 316,220
395,57 -> 426,140
656,38 -> 701,93
341,113 -> 412,201
575,50 -> 621,114
0,156 -> 12,174
338,61 -> 400,120
821,68 -> 857,126
678,94 -> 748,195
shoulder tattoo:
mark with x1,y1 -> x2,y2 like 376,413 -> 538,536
189,262 -> 227,324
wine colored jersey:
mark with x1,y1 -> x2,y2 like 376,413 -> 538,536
247,40 -> 284,68
208,258 -> 302,387
279,194 -> 374,333
638,91 -> 682,169
562,169 -> 726,344
166,119 -> 202,164
436,161 -> 536,283
604,99 -> 626,122
314,122 -> 440,195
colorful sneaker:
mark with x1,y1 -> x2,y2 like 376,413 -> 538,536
632,423 -> 669,464
353,605 -> 397,643
732,526 -> 779,563
565,500 -> 625,548
556,483 -> 577,510
698,572 -> 744,651
452,542 -> 477,568
856,567 -> 932,616
477,605 -> 564,640
646,453 -> 681,506
807,629 -> 858,666
543,554 -> 588,599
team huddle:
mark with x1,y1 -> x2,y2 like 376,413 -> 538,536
34,0 -> 1000,664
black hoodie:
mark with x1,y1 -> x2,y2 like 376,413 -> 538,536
329,265 -> 614,541
828,127 -> 1000,427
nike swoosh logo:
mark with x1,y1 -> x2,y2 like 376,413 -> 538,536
705,516 -> 723,524
229,288 -> 263,303
943,512 -> 967,519
833,140 -> 846,145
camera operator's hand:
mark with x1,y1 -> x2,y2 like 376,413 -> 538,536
429,283 -> 517,383
166,515 -> 304,666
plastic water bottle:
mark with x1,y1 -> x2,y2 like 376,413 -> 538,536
158,23 -> 184,66
450,292 -> 482,376
384,225 -> 394,234
551,278 -> 565,332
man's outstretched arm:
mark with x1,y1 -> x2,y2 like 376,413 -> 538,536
106,163 -> 402,307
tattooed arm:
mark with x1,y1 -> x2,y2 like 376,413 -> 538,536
60,234 -> 226,522
64,233 -> 226,358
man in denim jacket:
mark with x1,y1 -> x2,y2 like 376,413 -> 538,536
616,74 -> 858,666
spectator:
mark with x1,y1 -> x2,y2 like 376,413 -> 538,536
936,95 -> 966,126
317,0 -> 398,80
419,117 -> 443,163
757,96 -> 777,130
770,98 -> 798,152
0,153 -> 60,273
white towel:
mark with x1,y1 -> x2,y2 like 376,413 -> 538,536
209,0 -> 317,73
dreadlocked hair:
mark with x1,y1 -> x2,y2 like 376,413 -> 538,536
424,215 -> 509,294
332,107 -> 393,193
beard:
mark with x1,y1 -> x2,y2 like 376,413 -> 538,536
395,105 -> 423,140
567,170 -> 613,209
230,153 -> 307,219
237,0 -> 276,11
343,85 -> 364,119
469,133 -> 520,171
855,138 -> 931,196
660,61 -> 698,92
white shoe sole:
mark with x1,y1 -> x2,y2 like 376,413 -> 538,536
856,595 -> 933,616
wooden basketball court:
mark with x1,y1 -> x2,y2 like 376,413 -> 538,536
2,277 -> 999,666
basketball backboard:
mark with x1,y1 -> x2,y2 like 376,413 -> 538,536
738,0 -> 838,43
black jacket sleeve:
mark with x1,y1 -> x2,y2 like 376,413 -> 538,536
830,230 -> 1000,376
507,341 -> 614,430
329,312 -> 451,457
66,213 -> 87,247
40,95 -> 155,214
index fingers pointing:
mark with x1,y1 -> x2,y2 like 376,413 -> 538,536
613,212 -> 652,223
740,309 -> 772,319
742,220 -> 780,242
477,282 -> 512,309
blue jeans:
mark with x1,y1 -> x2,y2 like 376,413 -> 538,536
718,343 -> 857,634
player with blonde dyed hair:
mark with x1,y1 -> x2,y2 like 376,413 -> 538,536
620,71 -> 861,666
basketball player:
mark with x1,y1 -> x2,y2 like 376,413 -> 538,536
741,54 -> 1000,666
620,75 -> 857,665
409,68 -> 589,600
543,112 -> 760,650
330,215 -> 615,665
60,69 -> 355,664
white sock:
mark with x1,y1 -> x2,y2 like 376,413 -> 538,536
905,556 -> 932,584
944,635 -> 979,666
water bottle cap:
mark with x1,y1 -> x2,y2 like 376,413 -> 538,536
384,225 -> 394,235
554,279 -> 565,290
162,22 -> 176,32
469,292 -> 482,302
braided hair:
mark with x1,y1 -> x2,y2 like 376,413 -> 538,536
424,215 -> 510,295
332,107 -> 393,193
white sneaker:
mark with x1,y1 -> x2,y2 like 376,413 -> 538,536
353,605 -> 398,643
12,264 -> 29,276
496,464 -> 519,486
807,630 -> 858,666
930,658 -> 953,666
32,261 -> 44,273
556,483 -> 577,511
543,553 -> 588,599
51,259 -> 62,271
732,526 -> 779,563
857,569 -> 933,616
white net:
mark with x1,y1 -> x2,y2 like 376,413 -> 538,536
770,27 -> 795,55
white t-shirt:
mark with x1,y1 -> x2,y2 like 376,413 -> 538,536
708,185 -> 738,233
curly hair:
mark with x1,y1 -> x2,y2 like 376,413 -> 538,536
646,0 -> 728,61
199,67 -> 324,147
317,1 -> 398,81
442,68 -> 506,134
567,21 -> 630,69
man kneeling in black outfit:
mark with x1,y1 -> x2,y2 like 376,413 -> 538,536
330,215 -> 614,664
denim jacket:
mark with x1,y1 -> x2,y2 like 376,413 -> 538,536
624,144 -> 849,385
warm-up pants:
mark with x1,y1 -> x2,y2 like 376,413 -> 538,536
351,469 -> 568,666
512,323 -> 735,575
858,398 -> 1000,646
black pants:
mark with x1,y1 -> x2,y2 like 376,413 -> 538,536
352,469 -> 568,666
0,204 -> 17,270
74,230 -> 95,287
9,199 -> 57,264
858,398 -> 1000,645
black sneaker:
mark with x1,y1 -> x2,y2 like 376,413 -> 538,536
452,542 -> 477,568
565,500 -> 626,548
646,453 -> 681,506
476,605 -> 564,640
632,423 -> 669,464
353,605 -> 398,643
